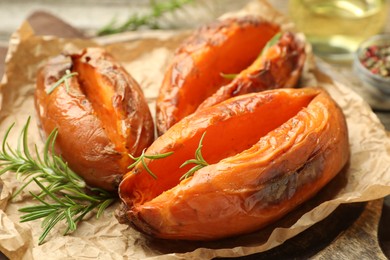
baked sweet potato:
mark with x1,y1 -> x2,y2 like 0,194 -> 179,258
156,16 -> 281,135
118,87 -> 349,240
197,31 -> 306,110
35,48 -> 154,191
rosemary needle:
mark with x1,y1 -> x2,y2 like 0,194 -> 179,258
128,149 -> 173,179
220,72 -> 238,79
260,32 -> 282,57
97,0 -> 194,35
180,132 -> 208,180
128,134 -> 207,181
220,32 -> 283,80
0,117 -> 115,244
46,69 -> 78,94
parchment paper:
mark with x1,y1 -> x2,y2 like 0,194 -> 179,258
1,1 -> 390,259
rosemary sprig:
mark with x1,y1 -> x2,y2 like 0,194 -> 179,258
0,117 -> 85,198
19,178 -> 114,245
97,0 -> 194,36
46,69 -> 78,94
180,132 -> 208,180
128,149 -> 173,179
260,32 -> 282,56
0,117 -> 115,244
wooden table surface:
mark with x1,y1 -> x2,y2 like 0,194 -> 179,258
0,1 -> 389,259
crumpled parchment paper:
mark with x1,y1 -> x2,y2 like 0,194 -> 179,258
1,0 -> 390,259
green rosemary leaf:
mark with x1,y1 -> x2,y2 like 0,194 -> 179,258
0,164 -> 17,175
89,187 -> 112,196
96,198 -> 115,219
1,122 -> 15,159
180,164 -> 204,180
65,207 -> 77,232
180,159 -> 199,168
39,210 -> 67,245
180,132 -> 208,180
53,156 -> 84,188
42,129 -> 55,167
20,209 -> 56,222
72,203 -> 96,225
128,155 -> 141,170
60,186 -> 101,203
144,151 -> 174,160
6,143 -> 19,161
97,0 -> 194,36
141,156 -> 157,179
46,70 -> 78,95
0,117 -> 116,244
33,178 -> 66,206
34,144 -> 44,166
220,72 -> 238,79
21,117 -> 34,162
260,32 -> 282,57
195,132 -> 206,161
12,177 -> 35,199
128,149 -> 173,179
29,191 -> 53,207
19,204 -> 54,213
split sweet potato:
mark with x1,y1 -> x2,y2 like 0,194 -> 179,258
156,16 -> 307,136
156,16 -> 281,135
118,87 -> 349,240
197,31 -> 306,110
35,48 -> 154,191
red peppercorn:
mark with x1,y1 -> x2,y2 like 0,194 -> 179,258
360,44 -> 390,78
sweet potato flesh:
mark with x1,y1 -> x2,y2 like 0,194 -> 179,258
173,23 -> 277,115
73,59 -> 126,156
197,32 -> 306,110
157,17 -> 280,134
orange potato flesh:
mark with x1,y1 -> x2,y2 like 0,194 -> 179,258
197,31 -> 306,110
73,57 -> 129,167
118,87 -> 349,240
156,16 -> 280,135
35,48 -> 154,191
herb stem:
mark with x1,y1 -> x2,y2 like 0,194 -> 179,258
97,0 -> 194,36
0,117 -> 115,244
180,132 -> 208,180
128,149 -> 173,179
46,70 -> 78,94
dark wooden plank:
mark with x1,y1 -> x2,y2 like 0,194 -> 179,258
311,200 -> 386,259
378,196 -> 390,258
220,200 -> 385,259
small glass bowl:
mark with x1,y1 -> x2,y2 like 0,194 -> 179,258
353,34 -> 390,95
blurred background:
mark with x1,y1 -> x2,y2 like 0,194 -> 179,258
1,0 -> 388,60
1,0 -> 389,127
0,0 -> 258,46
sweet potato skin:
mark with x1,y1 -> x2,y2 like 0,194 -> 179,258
156,16 -> 280,135
35,48 -> 154,191
118,87 -> 349,240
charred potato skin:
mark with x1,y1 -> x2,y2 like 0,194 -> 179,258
118,88 -> 349,240
35,48 -> 154,191
156,16 -> 280,135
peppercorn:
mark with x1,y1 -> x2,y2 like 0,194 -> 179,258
360,44 -> 390,78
